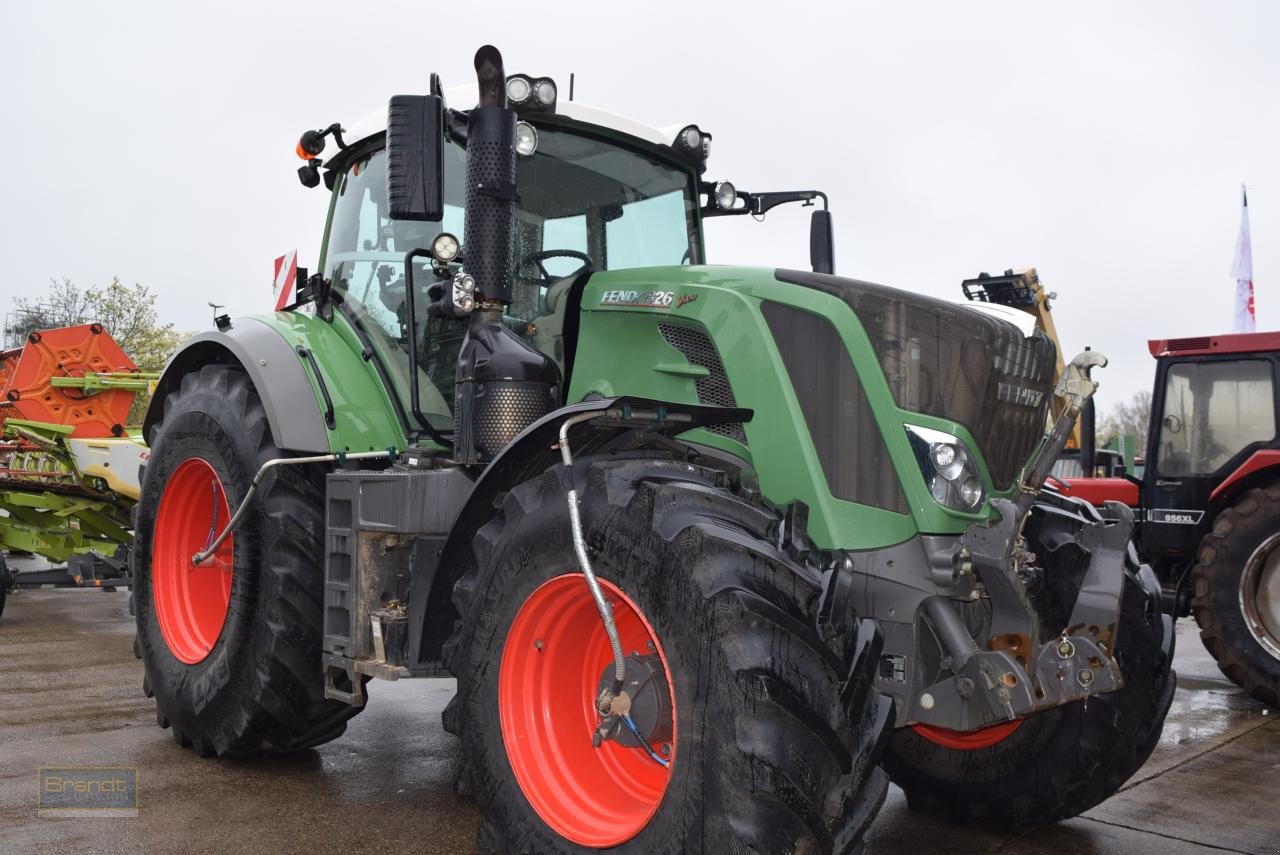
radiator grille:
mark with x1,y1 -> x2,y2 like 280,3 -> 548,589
775,269 -> 1057,489
762,301 -> 909,513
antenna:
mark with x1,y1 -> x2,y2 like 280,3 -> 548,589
208,302 -> 225,325
569,73 -> 575,101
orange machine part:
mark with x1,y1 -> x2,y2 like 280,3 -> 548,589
0,324 -> 140,438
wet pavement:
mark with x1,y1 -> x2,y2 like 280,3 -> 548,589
1,561 -> 1277,854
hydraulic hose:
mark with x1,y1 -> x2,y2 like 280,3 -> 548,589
558,413 -> 627,697
190,449 -> 396,566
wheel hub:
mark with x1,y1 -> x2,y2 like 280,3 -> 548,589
592,654 -> 674,750
1241,538 -> 1280,660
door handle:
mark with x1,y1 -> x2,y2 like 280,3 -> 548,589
1156,480 -> 1182,489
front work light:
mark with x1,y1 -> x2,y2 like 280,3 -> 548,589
514,121 -> 539,156
904,424 -> 986,511
534,79 -> 556,106
431,232 -> 460,263
678,125 -> 703,151
506,76 -> 532,104
714,180 -> 737,211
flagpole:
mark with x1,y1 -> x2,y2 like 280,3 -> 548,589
1232,184 -> 1255,333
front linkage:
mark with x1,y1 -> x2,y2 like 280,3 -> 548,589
836,352 -> 1139,733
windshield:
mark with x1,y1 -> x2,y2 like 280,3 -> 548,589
322,125 -> 698,433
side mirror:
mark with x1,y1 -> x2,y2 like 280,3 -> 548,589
810,208 -> 834,274
386,94 -> 444,221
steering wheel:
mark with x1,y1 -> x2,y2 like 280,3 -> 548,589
516,249 -> 595,287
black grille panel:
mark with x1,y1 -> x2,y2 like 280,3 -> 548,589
763,302 -> 909,513
657,322 -> 747,444
775,270 -> 1056,489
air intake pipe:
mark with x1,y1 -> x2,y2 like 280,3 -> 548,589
453,45 -> 560,465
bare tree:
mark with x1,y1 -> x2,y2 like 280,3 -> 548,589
7,277 -> 185,423
1099,389 -> 1152,451
6,278 -> 92,347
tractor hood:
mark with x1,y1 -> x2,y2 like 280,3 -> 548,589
775,269 -> 1058,489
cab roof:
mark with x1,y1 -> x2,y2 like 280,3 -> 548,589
325,83 -> 692,169
1149,331 -> 1280,358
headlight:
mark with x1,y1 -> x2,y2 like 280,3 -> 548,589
904,424 -> 986,511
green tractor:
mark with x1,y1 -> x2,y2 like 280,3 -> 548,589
133,46 -> 1174,851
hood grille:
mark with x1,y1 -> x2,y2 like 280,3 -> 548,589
775,270 -> 1056,489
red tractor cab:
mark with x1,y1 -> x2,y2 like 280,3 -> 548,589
1056,332 -> 1280,705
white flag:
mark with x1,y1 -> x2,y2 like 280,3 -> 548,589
1232,187 -> 1255,333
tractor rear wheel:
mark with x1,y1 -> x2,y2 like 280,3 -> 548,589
132,365 -> 363,756
882,559 -> 1175,826
1193,485 -> 1280,706
445,457 -> 892,853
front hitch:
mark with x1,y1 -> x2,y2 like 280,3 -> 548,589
908,350 -> 1135,730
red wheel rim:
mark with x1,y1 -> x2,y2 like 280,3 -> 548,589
912,719 -> 1022,750
152,457 -> 234,665
498,574 -> 676,847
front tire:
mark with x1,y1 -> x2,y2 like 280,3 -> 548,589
882,557 -> 1175,826
133,365 -> 362,756
1193,485 -> 1280,706
446,457 -> 892,853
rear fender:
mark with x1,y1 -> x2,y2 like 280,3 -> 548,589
143,321 -> 330,452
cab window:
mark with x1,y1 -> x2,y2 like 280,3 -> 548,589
1156,359 -> 1276,475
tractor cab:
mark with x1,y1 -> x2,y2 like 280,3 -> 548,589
1140,333 -> 1280,559
303,80 -> 831,449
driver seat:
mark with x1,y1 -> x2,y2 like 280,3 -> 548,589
531,275 -> 576,374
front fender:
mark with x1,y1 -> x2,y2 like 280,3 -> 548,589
419,396 -> 753,665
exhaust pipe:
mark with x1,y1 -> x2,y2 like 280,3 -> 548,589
463,45 -> 517,305
454,45 -> 560,464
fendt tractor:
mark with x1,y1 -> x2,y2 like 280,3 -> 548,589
132,47 -> 1174,852
1057,332 -> 1280,706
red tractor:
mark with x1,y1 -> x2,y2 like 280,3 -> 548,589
1056,332 -> 1280,705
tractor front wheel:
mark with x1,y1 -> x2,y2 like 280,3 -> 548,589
1193,485 -> 1280,706
445,457 -> 892,853
132,365 -> 363,756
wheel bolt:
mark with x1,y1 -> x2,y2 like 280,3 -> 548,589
533,639 -> 543,651
1078,668 -> 1095,687
660,743 -> 672,756
1057,639 -> 1075,659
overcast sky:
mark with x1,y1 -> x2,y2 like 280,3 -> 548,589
2,1 -> 1277,415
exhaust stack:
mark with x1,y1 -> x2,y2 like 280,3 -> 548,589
453,45 -> 560,465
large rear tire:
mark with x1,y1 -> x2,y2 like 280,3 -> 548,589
445,457 -> 892,853
1193,485 -> 1280,706
882,557 -> 1175,826
132,365 -> 363,756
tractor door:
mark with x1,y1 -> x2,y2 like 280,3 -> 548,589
1143,354 -> 1279,557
